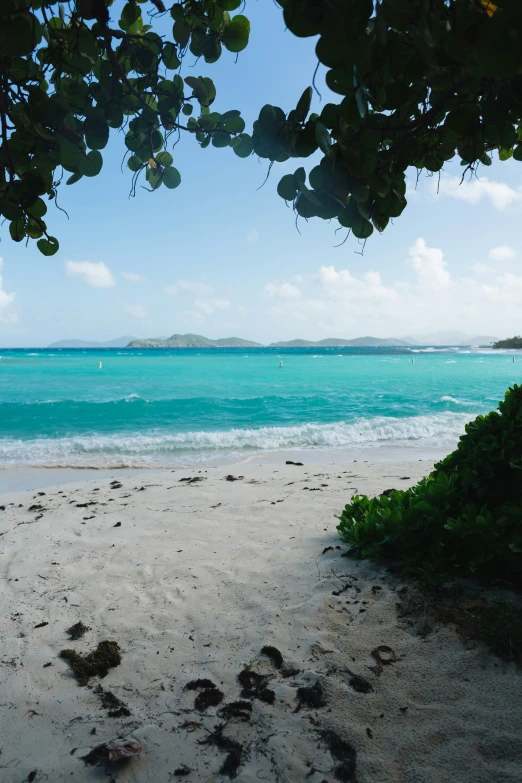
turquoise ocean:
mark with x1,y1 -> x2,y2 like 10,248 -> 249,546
0,346 -> 519,468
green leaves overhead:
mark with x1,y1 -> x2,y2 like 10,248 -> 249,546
78,150 -> 103,178
0,0 -> 251,255
222,15 -> 250,53
184,76 -> 216,107
253,0 -> 522,240
4,0 -> 522,256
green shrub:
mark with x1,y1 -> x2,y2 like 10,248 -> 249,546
336,385 -> 522,585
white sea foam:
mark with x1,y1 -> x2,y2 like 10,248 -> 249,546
440,396 -> 474,406
0,413 -> 471,467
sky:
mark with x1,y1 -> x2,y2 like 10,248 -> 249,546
1,2 -> 522,346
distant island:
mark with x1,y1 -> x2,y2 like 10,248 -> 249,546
493,336 -> 522,349
128,334 -> 263,348
269,336 -> 409,347
403,331 -> 498,346
49,336 -> 136,348
47,332 -> 501,349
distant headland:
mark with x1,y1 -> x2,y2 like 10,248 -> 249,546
128,334 -> 262,348
46,331 -> 501,349
128,334 -> 410,348
492,336 -> 522,349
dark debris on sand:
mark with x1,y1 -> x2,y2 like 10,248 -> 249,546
261,645 -> 284,669
260,644 -> 300,678
346,671 -> 373,694
218,700 -> 253,721
185,678 -> 216,690
173,764 -> 192,776
321,730 -> 357,782
81,743 -> 109,766
195,687 -> 224,711
199,724 -> 243,779
95,685 -> 131,717
59,641 -> 122,686
185,678 -> 224,711
66,621 -> 91,640
296,681 -> 326,710
238,668 -> 275,704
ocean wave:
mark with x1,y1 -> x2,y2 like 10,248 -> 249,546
0,413 -> 471,467
440,395 -> 475,406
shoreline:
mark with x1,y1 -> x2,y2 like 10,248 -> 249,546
0,442 -> 451,493
1,458 -> 521,782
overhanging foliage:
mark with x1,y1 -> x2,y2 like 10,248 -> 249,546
1,1 -> 522,255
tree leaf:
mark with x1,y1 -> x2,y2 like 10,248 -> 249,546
295,87 -> 312,123
277,174 -> 297,201
231,133 -> 253,158
78,150 -> 103,177
162,165 -> 181,189
37,236 -> 59,256
162,42 -> 181,70
222,15 -> 250,53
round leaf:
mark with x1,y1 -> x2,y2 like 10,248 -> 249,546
277,174 -> 297,201
156,151 -> 173,167
162,42 -> 181,70
222,16 -> 250,53
231,133 -> 253,158
66,171 -> 84,185
127,156 -> 143,172
78,150 -> 103,177
37,236 -> 59,256
162,166 -> 181,189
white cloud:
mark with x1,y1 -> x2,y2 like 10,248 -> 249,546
194,298 -> 230,314
0,258 -> 16,322
317,266 -> 399,302
124,304 -> 147,319
489,245 -> 516,262
469,263 -> 492,275
177,280 -> 213,297
122,272 -> 146,282
245,227 -> 259,245
261,238 -> 522,338
183,308 -> 205,325
407,237 -> 451,288
164,285 -> 178,295
436,175 -> 522,210
65,260 -> 115,288
264,282 -> 302,299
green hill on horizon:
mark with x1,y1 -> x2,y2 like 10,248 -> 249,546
128,334 -> 262,348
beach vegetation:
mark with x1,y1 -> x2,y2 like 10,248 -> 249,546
493,336 -> 522,349
3,1 -> 522,254
337,384 -> 522,587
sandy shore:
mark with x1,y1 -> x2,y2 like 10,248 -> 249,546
1,459 -> 521,782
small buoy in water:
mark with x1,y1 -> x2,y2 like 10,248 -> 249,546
98,361 -> 102,369
279,361 -> 283,368
412,358 -> 414,363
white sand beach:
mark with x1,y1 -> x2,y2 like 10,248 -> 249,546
1,459 -> 521,782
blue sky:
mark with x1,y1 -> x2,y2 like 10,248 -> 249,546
1,2 -> 522,346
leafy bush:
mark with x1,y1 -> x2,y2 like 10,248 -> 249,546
336,385 -> 522,585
